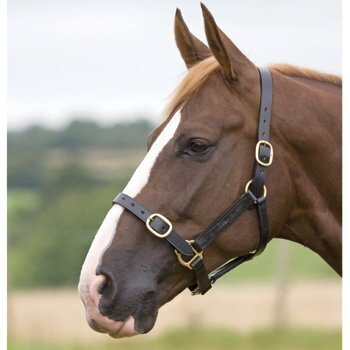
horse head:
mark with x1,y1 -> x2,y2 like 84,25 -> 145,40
78,4 -> 341,339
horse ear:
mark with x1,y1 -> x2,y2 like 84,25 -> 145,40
201,3 -> 252,82
175,8 -> 211,69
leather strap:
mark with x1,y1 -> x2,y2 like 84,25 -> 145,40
194,192 -> 255,250
250,67 -> 273,197
190,256 -> 212,294
255,199 -> 269,255
257,67 -> 272,140
113,193 -> 194,257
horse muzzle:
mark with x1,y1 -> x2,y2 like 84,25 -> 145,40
79,273 -> 159,338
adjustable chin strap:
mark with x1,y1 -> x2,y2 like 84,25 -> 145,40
113,67 -> 273,295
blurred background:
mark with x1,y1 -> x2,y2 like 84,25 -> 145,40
7,0 -> 341,349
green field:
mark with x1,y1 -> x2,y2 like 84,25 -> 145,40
8,327 -> 342,350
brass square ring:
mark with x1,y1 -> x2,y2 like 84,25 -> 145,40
255,140 -> 273,167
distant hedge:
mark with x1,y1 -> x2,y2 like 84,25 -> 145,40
8,118 -> 154,188
8,118 -> 153,288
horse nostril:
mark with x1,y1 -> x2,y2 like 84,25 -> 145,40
99,275 -> 111,295
90,271 -> 119,310
90,275 -> 109,306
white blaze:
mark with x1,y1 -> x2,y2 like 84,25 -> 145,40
78,112 -> 181,299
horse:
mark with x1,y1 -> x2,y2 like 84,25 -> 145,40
78,4 -> 341,338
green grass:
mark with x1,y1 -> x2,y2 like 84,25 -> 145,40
7,189 -> 41,223
8,327 -> 342,350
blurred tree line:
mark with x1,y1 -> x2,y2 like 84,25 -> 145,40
8,118 -> 154,288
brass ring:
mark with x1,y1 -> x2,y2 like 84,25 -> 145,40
245,180 -> 267,198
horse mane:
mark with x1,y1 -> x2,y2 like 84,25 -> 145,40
269,63 -> 342,86
165,58 -> 341,119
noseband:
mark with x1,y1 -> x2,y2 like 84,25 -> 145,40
113,67 -> 273,295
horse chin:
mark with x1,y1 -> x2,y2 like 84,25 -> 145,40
107,309 -> 158,338
132,298 -> 159,334
100,291 -> 159,338
107,316 -> 136,338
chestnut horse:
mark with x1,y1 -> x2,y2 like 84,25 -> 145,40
78,5 -> 341,338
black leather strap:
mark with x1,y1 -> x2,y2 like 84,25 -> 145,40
250,67 -> 273,197
114,193 -> 194,257
208,253 -> 254,285
253,197 -> 269,256
190,256 -> 212,294
194,192 -> 256,250
257,67 -> 272,140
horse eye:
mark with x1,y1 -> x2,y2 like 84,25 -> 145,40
186,139 -> 211,155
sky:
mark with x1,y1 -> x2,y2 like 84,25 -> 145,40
7,0 -> 341,130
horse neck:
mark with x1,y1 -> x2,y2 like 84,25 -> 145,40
270,71 -> 342,274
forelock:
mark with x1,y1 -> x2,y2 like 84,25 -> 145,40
165,57 -> 220,119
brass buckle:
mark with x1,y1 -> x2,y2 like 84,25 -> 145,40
146,213 -> 173,238
174,240 -> 203,270
245,180 -> 267,199
255,140 -> 273,167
